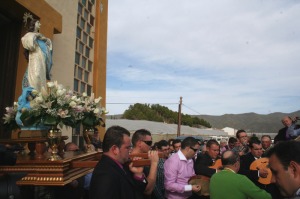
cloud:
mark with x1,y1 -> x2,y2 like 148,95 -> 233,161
106,0 -> 300,115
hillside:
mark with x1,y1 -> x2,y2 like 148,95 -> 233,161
107,111 -> 300,134
196,111 -> 300,133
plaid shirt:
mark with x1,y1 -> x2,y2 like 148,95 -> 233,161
152,158 -> 165,199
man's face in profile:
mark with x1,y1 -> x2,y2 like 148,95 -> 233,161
269,154 -> 299,198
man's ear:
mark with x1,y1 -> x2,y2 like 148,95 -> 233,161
111,145 -> 119,155
289,161 -> 300,178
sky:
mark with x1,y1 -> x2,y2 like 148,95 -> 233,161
105,0 -> 300,116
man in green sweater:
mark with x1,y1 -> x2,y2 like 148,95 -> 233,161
210,150 -> 271,199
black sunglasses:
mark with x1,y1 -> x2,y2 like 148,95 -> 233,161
190,146 -> 199,152
142,140 -> 152,146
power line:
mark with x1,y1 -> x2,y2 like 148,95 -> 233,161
106,102 -> 178,105
107,102 -> 202,115
182,104 -> 202,115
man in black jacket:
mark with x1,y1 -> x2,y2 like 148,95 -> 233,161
194,139 -> 220,199
90,126 -> 147,199
239,137 -> 283,199
195,139 -> 220,177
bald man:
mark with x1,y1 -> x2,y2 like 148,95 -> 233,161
274,116 -> 300,143
210,150 -> 271,199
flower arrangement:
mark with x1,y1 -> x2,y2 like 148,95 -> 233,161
79,92 -> 106,128
3,81 -> 107,130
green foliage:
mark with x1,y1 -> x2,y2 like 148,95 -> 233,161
122,103 -> 211,128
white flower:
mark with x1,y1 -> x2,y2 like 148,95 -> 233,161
41,87 -> 48,97
54,81 -> 58,87
5,107 -> 12,114
94,108 -> 100,114
57,84 -> 64,90
69,101 -> 77,108
47,82 -> 55,88
3,106 -> 17,124
94,97 -> 102,103
56,89 -> 66,96
82,92 -> 87,97
35,96 -> 44,104
3,114 -> 11,124
71,96 -> 77,101
90,93 -> 95,101
31,89 -> 38,95
41,101 -> 53,109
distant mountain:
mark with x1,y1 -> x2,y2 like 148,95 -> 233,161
107,110 -> 300,134
195,111 -> 300,133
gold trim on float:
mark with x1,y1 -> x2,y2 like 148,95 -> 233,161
0,151 -> 100,186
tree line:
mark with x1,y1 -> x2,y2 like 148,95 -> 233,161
122,103 -> 212,128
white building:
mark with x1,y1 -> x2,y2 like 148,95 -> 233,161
222,127 -> 238,136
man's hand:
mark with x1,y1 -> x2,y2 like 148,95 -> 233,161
148,150 -> 159,164
129,156 -> 144,175
258,168 -> 268,178
192,184 -> 201,192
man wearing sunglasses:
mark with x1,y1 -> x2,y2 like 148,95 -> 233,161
131,129 -> 159,198
164,137 -> 201,199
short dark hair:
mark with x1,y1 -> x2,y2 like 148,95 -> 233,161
102,126 -> 130,152
228,137 -> 237,144
206,139 -> 219,148
236,129 -> 246,139
249,136 -> 261,148
132,129 -> 151,147
261,135 -> 271,140
156,140 -> 169,150
267,141 -> 300,170
181,137 -> 199,149
222,150 -> 240,166
172,139 -> 181,148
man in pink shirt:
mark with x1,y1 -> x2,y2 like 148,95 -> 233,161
164,137 -> 201,199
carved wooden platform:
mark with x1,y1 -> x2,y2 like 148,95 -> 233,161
0,151 -> 101,186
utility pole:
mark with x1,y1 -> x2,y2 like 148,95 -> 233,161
177,96 -> 182,137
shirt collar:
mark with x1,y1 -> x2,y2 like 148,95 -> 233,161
178,150 -> 187,161
106,155 -> 123,169
296,188 -> 300,196
224,167 -> 236,173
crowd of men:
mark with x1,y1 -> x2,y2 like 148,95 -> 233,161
2,116 -> 299,199
87,115 -> 300,199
